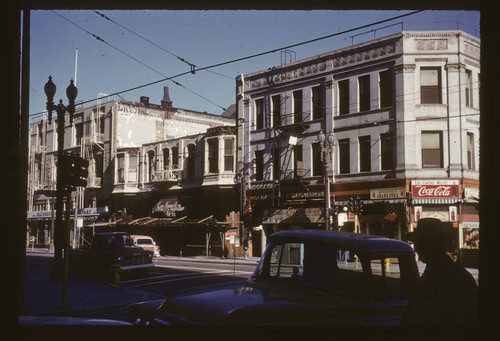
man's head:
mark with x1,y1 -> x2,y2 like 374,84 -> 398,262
409,218 -> 447,263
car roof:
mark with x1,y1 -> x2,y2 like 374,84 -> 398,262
95,232 -> 129,236
130,235 -> 153,239
270,230 -> 414,257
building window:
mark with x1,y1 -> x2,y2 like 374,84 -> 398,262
420,67 -> 442,104
467,132 -> 475,170
312,143 -> 322,176
187,144 -> 196,177
75,123 -> 83,145
171,146 -> 179,168
312,85 -> 323,120
224,139 -> 234,172
339,139 -> 350,174
255,150 -> 264,181
293,90 -> 303,123
128,153 -> 137,182
207,139 -> 218,173
148,151 -> 155,181
117,154 -> 125,183
255,98 -> 264,130
163,148 -> 170,169
293,144 -> 303,178
359,135 -> 371,172
421,131 -> 443,168
272,95 -> 281,127
358,75 -> 370,112
339,79 -> 350,115
379,70 -> 393,108
380,132 -> 394,170
465,70 -> 473,107
273,147 -> 281,180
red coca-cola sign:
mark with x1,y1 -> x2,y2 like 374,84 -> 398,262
412,182 -> 460,198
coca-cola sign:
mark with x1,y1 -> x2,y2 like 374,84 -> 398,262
411,180 -> 460,199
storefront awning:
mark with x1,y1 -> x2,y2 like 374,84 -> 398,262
412,198 -> 463,205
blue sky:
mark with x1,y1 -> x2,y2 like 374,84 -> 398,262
27,10 -> 480,120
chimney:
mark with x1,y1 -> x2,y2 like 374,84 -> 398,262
140,96 -> 150,105
161,86 -> 172,110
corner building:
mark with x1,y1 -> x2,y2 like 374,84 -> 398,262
236,30 -> 480,256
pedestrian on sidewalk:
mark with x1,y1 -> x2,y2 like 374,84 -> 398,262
402,218 -> 478,326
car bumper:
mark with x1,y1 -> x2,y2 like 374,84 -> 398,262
121,263 -> 155,271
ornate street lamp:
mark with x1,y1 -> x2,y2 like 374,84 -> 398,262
317,130 -> 335,230
44,76 -> 78,292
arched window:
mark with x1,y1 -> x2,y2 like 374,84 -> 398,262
148,150 -> 155,181
163,148 -> 170,169
187,144 -> 196,177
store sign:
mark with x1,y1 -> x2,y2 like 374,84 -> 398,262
370,187 -> 406,200
464,229 -> 479,242
263,208 -> 323,224
152,198 -> 185,217
411,180 -> 460,199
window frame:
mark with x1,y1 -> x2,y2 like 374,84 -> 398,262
254,150 -> 264,181
255,98 -> 264,130
359,135 -> 371,172
380,132 -> 394,171
420,67 -> 442,104
338,79 -> 350,115
421,131 -> 443,168
338,138 -> 350,174
358,75 -> 371,112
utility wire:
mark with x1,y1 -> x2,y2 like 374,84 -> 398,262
93,10 -> 234,80
52,11 -> 227,111
65,10 -> 426,108
35,10 -> 425,115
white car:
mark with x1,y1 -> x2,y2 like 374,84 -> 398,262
131,235 -> 160,257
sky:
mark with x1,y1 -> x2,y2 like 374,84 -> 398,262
27,10 -> 480,121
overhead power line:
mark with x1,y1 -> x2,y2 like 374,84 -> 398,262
36,10 -> 424,114
51,11 -> 227,111
93,10 -> 233,80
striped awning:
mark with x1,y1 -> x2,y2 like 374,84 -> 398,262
412,198 -> 463,205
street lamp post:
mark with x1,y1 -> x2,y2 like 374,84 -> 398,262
44,76 -> 77,283
317,130 -> 335,230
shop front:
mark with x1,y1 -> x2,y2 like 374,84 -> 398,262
410,179 -> 468,255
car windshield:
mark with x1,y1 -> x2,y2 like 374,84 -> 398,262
254,239 -> 416,301
136,238 -> 153,245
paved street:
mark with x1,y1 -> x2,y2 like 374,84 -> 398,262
21,250 -> 478,324
21,252 -> 259,323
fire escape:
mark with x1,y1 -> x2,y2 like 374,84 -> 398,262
271,50 -> 310,207
82,94 -> 107,189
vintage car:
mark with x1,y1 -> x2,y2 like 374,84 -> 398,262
131,235 -> 161,257
69,232 -> 154,276
128,230 -> 420,326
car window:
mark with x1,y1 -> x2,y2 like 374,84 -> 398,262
136,238 -> 153,245
261,241 -> 368,298
369,257 -> 409,301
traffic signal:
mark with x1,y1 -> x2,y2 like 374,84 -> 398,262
74,156 -> 89,187
59,152 -> 89,190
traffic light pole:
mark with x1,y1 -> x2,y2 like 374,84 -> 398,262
51,104 -> 66,281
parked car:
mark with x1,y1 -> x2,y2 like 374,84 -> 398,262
69,232 -> 154,276
128,230 -> 420,326
131,235 -> 161,257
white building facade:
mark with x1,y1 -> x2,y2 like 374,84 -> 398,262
27,88 -> 237,250
237,30 -> 480,254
